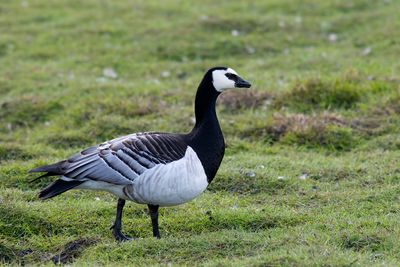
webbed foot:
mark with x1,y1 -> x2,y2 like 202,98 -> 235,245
111,224 -> 132,242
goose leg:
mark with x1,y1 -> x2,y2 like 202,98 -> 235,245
148,204 -> 161,239
110,198 -> 132,242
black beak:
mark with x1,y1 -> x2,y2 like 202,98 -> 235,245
235,77 -> 251,88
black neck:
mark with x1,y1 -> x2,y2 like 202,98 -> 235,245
186,74 -> 225,183
193,78 -> 220,130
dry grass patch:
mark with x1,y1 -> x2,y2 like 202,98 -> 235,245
244,112 -> 356,150
275,78 -> 362,112
271,113 -> 356,150
218,90 -> 272,111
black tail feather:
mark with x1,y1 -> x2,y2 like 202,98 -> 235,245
39,179 -> 84,200
29,161 -> 67,183
29,172 -> 54,183
29,161 -> 66,174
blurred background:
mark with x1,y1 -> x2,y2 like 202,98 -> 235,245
1,0 -> 399,265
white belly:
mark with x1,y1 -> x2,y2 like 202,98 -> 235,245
125,146 -> 208,206
74,146 -> 208,206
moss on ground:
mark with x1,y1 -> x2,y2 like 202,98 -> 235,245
1,0 -> 400,266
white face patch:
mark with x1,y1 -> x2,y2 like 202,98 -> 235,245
212,68 -> 238,92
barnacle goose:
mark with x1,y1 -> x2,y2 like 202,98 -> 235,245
30,67 -> 251,241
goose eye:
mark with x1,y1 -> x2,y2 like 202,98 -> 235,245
225,73 -> 237,80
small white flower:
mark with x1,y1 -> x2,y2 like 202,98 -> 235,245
231,29 -> 240,37
103,68 -> 118,79
160,71 -> 171,78
362,47 -> 372,56
299,173 -> 308,180
328,33 -> 338,42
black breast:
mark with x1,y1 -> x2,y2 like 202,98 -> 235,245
185,123 -> 225,183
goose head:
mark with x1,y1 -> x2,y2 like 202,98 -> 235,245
210,67 -> 251,92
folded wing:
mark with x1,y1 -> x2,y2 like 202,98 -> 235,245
30,132 -> 188,185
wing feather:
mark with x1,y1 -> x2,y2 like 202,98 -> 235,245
30,132 -> 188,185
119,148 -> 148,173
99,150 -> 139,180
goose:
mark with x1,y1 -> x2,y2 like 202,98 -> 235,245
29,67 -> 251,241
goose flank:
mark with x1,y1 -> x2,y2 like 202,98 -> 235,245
29,67 -> 251,241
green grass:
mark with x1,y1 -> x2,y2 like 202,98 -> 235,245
1,0 -> 400,265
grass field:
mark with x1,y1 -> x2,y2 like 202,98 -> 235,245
1,0 -> 400,266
